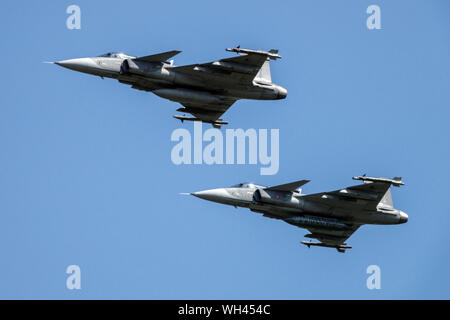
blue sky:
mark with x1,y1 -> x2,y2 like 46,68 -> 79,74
0,0 -> 449,299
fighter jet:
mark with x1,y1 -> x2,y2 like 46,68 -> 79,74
52,47 -> 287,128
188,175 -> 408,253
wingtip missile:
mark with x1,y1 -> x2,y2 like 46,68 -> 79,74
173,115 -> 228,128
352,175 -> 405,187
225,47 -> 282,60
301,240 -> 352,253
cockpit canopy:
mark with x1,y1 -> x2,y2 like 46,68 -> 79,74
97,52 -> 135,59
230,182 -> 264,189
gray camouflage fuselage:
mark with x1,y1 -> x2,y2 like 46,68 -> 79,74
55,55 -> 287,104
193,185 -> 407,226
189,177 -> 408,252
54,49 -> 287,127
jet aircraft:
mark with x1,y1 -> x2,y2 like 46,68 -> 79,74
52,47 -> 287,128
188,175 -> 408,252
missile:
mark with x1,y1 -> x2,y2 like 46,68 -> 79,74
173,115 -> 228,128
225,47 -> 282,60
301,240 -> 352,253
352,175 -> 405,187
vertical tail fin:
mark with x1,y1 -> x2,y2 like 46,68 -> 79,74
379,188 -> 394,208
254,59 -> 272,83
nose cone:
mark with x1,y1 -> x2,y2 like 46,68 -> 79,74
55,58 -> 98,73
277,87 -> 288,99
399,211 -> 408,224
192,188 -> 229,203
